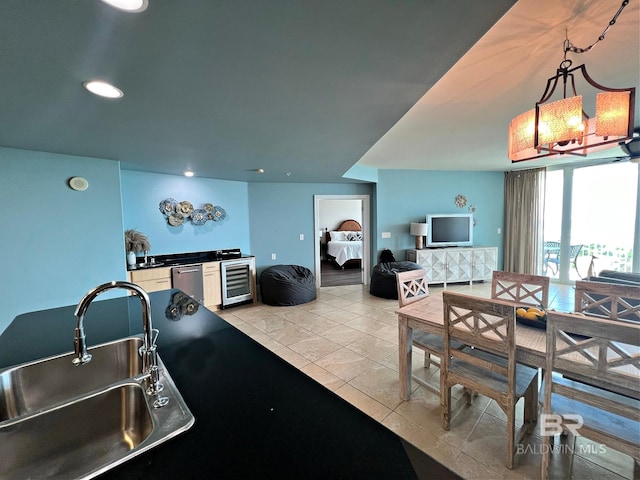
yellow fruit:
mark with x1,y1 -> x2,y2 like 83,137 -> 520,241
516,308 -> 527,317
522,311 -> 540,320
527,307 -> 544,315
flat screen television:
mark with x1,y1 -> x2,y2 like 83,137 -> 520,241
426,213 -> 473,247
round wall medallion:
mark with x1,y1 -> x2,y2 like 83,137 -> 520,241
68,176 -> 89,191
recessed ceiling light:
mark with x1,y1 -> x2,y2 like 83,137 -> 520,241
184,171 -> 195,177
83,81 -> 123,99
100,0 -> 148,12
255,168 -> 264,173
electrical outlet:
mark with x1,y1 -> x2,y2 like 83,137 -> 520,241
271,253 -> 276,260
299,234 -> 304,240
381,232 -> 391,239
497,228 -> 502,234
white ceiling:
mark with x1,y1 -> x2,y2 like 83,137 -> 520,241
358,0 -> 640,173
1,0 -> 638,182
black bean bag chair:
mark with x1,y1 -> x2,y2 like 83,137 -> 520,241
369,261 -> 422,299
260,265 -> 317,306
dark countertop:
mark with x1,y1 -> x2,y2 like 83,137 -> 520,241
127,249 -> 253,271
0,290 -> 460,480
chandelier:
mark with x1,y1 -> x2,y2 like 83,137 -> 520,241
508,1 -> 636,163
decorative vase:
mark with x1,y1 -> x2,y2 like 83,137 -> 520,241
127,251 -> 137,266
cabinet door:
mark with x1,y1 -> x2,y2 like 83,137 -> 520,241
134,277 -> 172,293
446,249 -> 472,282
420,250 -> 447,283
203,262 -> 222,310
472,247 -> 497,281
129,267 -> 172,293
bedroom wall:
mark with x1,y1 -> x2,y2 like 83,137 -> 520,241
0,147 -> 126,335
248,182 -> 374,278
121,170 -> 250,256
373,169 -> 505,266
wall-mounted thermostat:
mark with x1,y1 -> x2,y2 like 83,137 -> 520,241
68,176 -> 89,191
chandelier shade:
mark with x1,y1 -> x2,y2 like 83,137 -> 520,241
595,91 -> 632,137
508,63 -> 635,163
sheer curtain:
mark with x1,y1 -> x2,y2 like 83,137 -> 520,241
503,168 -> 546,274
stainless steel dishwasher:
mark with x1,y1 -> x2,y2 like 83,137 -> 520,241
171,264 -> 204,303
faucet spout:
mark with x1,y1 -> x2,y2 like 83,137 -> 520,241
73,280 -> 163,394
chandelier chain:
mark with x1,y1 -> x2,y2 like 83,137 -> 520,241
564,0 -> 629,55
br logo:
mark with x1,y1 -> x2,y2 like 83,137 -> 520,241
539,414 -> 584,436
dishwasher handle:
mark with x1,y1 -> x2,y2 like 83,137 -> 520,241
174,268 -> 201,274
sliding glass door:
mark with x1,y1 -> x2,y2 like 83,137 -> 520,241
543,161 -> 639,283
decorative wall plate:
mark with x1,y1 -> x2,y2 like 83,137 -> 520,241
176,201 -> 194,218
191,209 -> 207,225
454,194 -> 467,208
168,212 -> 184,226
210,206 -> 227,221
159,198 -> 176,216
161,198 -> 226,226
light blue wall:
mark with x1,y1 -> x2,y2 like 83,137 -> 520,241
374,170 -> 505,266
0,148 -> 125,334
248,183 -> 374,277
0,148 -> 506,337
121,171 -> 250,255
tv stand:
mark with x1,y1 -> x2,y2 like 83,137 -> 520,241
406,246 -> 497,287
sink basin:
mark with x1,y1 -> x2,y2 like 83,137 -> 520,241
0,383 -> 152,479
0,337 -> 195,479
0,336 -> 143,421
134,262 -> 165,269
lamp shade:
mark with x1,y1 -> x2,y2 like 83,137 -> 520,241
410,223 -> 428,236
595,91 -> 632,137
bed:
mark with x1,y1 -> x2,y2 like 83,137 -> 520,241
325,219 -> 363,268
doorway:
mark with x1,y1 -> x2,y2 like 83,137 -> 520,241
313,195 -> 370,289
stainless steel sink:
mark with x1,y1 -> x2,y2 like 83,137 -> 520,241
134,262 -> 165,269
0,337 -> 195,479
0,336 -> 143,422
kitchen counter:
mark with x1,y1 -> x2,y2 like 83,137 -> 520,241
0,289 -> 460,479
127,249 -> 253,271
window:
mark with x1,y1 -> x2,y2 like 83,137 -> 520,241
543,161 -> 639,283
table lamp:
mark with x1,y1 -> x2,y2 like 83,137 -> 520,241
410,223 -> 428,249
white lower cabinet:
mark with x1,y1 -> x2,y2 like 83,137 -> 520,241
406,247 -> 498,286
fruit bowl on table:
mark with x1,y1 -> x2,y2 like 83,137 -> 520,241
515,306 -> 547,329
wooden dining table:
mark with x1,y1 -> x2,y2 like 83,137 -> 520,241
396,291 -> 547,401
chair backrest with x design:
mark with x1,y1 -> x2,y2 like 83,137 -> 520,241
541,310 -> 640,479
574,280 -> 640,323
396,269 -> 429,307
491,270 -> 549,308
442,292 -> 539,470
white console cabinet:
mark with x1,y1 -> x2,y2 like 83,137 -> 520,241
406,247 -> 498,287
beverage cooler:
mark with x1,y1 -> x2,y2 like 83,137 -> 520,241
220,257 -> 255,308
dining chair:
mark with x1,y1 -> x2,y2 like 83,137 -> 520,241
396,269 -> 463,397
574,280 -> 640,322
491,270 -> 549,308
541,311 -> 640,480
441,291 -> 539,469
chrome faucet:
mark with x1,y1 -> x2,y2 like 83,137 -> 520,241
73,280 -> 164,396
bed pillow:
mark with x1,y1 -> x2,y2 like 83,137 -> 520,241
346,232 -> 362,241
329,231 -> 347,241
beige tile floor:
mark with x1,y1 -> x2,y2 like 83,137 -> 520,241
217,282 -> 635,479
